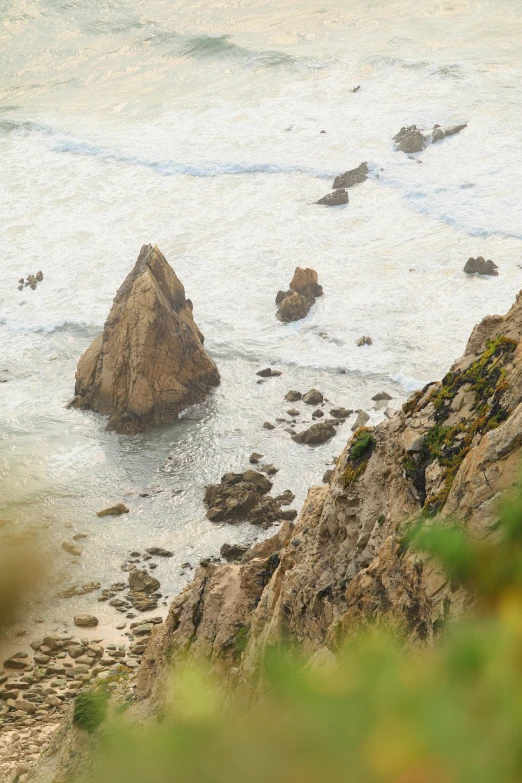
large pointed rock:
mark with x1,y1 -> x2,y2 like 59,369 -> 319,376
70,244 -> 220,434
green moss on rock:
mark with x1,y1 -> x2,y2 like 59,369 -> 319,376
342,427 -> 376,488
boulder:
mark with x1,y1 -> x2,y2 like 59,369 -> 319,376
73,615 -> 98,628
249,452 -> 263,464
220,543 -> 249,562
145,547 -> 173,557
285,390 -> 302,402
332,162 -> 368,189
357,336 -> 372,346
288,267 -> 323,298
330,407 -> 352,419
70,244 -> 220,434
292,422 -> 336,445
256,368 -> 282,378
371,391 -> 392,401
96,503 -> 129,517
303,388 -> 324,405
61,542 -> 82,556
464,257 -> 498,276
204,470 -> 294,529
351,410 -> 370,430
316,189 -> 348,206
277,291 -> 309,323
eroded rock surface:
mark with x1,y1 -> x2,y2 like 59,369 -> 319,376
332,162 -> 368,189
205,470 -> 297,529
276,267 -> 323,323
137,289 -> 522,706
393,123 -> 467,153
464,256 -> 498,276
316,188 -> 348,206
70,244 -> 220,434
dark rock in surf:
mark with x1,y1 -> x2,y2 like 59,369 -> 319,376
292,422 -> 336,445
333,162 -> 368,189
204,470 -> 295,529
316,189 -> 348,206
464,257 -> 498,276
276,267 -> 323,323
393,123 -> 467,153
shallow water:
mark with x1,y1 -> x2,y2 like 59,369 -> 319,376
1,0 -> 521,635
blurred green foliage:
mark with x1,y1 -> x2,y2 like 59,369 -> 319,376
77,491 -> 522,782
73,691 -> 108,733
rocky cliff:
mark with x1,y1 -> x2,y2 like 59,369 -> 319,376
70,244 -> 220,434
138,290 -> 522,699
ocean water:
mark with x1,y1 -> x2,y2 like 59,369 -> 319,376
1,0 -> 522,633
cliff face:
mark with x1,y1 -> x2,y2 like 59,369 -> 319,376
138,291 -> 522,698
71,245 -> 220,434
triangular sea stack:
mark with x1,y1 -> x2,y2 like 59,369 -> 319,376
70,244 -> 220,434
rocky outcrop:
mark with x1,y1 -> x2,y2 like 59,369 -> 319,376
393,123 -> 467,153
292,421 -> 336,445
205,470 -> 297,529
316,189 -> 348,206
276,267 -> 323,323
70,244 -> 220,434
138,289 -> 522,702
464,256 -> 498,276
332,162 -> 368,189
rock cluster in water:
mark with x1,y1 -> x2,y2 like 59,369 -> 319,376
17,271 -> 43,291
69,244 -> 220,434
393,123 -> 467,153
464,256 -> 498,276
276,267 -> 323,323
205,469 -> 296,529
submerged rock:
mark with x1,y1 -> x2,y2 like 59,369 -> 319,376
276,267 -> 323,323
332,162 -> 368,189
464,256 -> 498,276
316,188 -> 348,206
70,244 -> 220,435
357,335 -> 372,346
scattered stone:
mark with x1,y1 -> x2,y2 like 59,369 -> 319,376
292,422 -> 336,445
312,409 -> 324,419
263,422 -> 275,430
256,368 -> 282,378
73,615 -> 98,628
259,464 -> 278,475
463,257 -> 498,276
371,392 -> 392,401
220,543 -> 249,562
330,407 -> 352,419
316,189 -> 348,206
96,503 -> 129,517
332,162 -> 368,189
2,659 -> 28,671
357,336 -> 372,346
285,390 -> 302,401
303,389 -> 324,405
351,411 -> 370,431
57,581 -> 100,599
322,469 -> 334,484
249,452 -> 264,464
145,548 -> 173,557
69,244 -> 220,434
36,271 -> 43,282
286,408 -> 299,416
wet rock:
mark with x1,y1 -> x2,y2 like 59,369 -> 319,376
2,659 -> 28,671
256,368 -> 282,378
292,422 -> 336,445
263,422 -> 275,430
351,411 -> 370,430
57,582 -> 100,599
316,189 -> 348,206
35,271 -> 43,282
259,464 -> 278,475
371,391 -> 392,401
204,470 -> 293,528
332,162 -> 368,189
274,489 -> 295,505
393,123 -> 467,153
464,256 -> 498,276
145,548 -> 173,557
312,409 -> 324,419
96,503 -> 129,517
303,388 -> 324,405
286,408 -> 299,416
73,615 -> 98,628
249,452 -> 263,464
70,244 -> 220,434
220,543 -> 249,562
128,570 -> 160,594
357,336 -> 372,346
322,469 -> 334,484
285,390 -> 302,402
276,268 -> 323,323
330,407 -> 352,419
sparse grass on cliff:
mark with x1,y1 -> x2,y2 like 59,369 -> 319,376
80,492 -> 522,783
